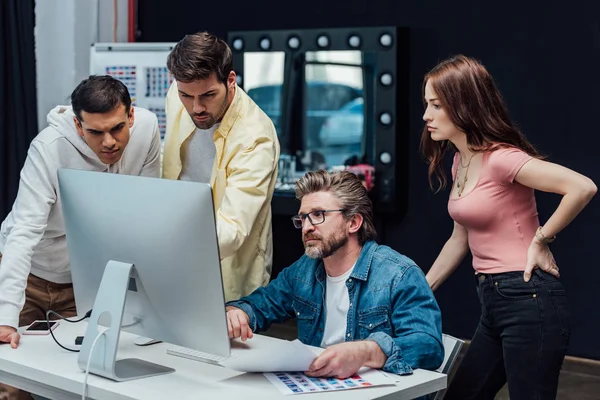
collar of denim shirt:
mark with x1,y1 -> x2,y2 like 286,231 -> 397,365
313,240 -> 378,283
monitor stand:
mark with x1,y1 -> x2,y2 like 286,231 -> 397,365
77,260 -> 175,381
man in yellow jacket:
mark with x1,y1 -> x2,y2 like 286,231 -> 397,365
163,32 -> 280,301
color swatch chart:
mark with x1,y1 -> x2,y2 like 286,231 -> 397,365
264,370 -> 393,395
148,106 -> 167,140
145,67 -> 173,98
105,65 -> 137,105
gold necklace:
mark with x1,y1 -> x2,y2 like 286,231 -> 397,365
455,153 -> 475,197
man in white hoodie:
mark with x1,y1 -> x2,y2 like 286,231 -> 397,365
0,75 -> 161,361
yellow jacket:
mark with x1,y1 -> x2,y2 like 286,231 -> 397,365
163,83 -> 280,301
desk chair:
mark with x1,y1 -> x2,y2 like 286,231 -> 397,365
429,334 -> 464,400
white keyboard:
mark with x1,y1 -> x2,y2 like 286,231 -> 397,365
166,346 -> 232,365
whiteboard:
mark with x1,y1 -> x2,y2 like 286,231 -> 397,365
89,42 -> 177,140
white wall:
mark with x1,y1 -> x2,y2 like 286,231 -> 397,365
97,0 -> 129,42
35,0 -> 129,130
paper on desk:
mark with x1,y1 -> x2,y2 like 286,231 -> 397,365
222,339 -> 317,372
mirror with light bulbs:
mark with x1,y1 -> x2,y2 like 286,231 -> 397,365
228,27 -> 408,214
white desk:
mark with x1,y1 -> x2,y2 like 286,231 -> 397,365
0,322 -> 446,400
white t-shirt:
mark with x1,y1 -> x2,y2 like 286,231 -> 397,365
320,266 -> 354,348
179,124 -> 220,183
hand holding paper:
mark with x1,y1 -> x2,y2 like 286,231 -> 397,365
222,338 -> 318,372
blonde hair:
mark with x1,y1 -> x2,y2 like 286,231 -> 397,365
295,170 -> 377,245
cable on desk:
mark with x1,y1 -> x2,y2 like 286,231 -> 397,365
47,310 -> 92,324
46,309 -> 92,352
82,328 -> 108,400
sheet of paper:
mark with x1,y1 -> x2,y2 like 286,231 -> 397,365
221,339 -> 317,372
264,369 -> 395,395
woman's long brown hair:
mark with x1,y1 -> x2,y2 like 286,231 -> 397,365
420,55 -> 541,191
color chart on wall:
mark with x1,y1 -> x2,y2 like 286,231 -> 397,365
90,43 -> 177,143
105,65 -> 137,104
148,106 -> 167,140
145,67 -> 173,98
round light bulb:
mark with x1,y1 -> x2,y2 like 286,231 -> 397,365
232,38 -> 243,51
348,35 -> 361,48
236,74 -> 243,86
317,35 -> 329,47
380,73 -> 393,86
379,34 -> 392,47
259,38 -> 271,50
380,113 -> 392,125
288,36 -> 300,49
380,152 -> 392,164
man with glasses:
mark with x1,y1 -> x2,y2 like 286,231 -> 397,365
225,170 -> 443,379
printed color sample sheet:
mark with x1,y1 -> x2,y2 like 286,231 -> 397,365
265,369 -> 394,395
145,67 -> 173,98
105,66 -> 137,104
148,106 -> 167,139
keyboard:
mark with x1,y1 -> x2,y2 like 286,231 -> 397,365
166,346 -> 232,365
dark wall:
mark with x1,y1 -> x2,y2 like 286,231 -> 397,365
138,0 -> 600,359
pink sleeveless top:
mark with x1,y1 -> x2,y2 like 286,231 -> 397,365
448,147 -> 538,273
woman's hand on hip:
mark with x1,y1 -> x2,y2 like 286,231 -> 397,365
524,239 -> 559,282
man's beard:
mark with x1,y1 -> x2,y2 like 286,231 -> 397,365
191,89 -> 229,130
303,229 -> 349,259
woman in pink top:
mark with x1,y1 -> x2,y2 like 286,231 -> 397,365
421,55 -> 597,400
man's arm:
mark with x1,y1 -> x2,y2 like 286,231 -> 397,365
0,144 -> 56,328
216,134 -> 277,259
226,260 -> 296,333
370,265 -> 444,375
307,265 -> 444,378
139,115 -> 162,178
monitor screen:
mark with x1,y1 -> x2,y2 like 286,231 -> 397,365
59,169 -> 231,378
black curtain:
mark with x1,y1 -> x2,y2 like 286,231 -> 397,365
0,0 -> 38,220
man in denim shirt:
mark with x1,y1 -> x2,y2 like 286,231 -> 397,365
226,170 -> 443,379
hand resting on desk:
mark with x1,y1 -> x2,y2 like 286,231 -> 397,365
0,326 -> 19,349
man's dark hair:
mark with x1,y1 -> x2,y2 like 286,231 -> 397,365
167,31 -> 233,84
70,75 -> 131,121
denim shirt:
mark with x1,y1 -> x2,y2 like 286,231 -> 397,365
227,241 -> 444,375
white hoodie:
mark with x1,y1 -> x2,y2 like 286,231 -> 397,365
0,105 -> 161,328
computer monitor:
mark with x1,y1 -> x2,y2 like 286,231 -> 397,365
58,168 -> 230,381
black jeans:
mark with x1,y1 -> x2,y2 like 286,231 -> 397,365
444,269 -> 570,400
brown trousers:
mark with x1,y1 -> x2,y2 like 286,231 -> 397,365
0,252 -> 77,400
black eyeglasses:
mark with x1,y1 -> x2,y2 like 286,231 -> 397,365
291,209 -> 345,229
